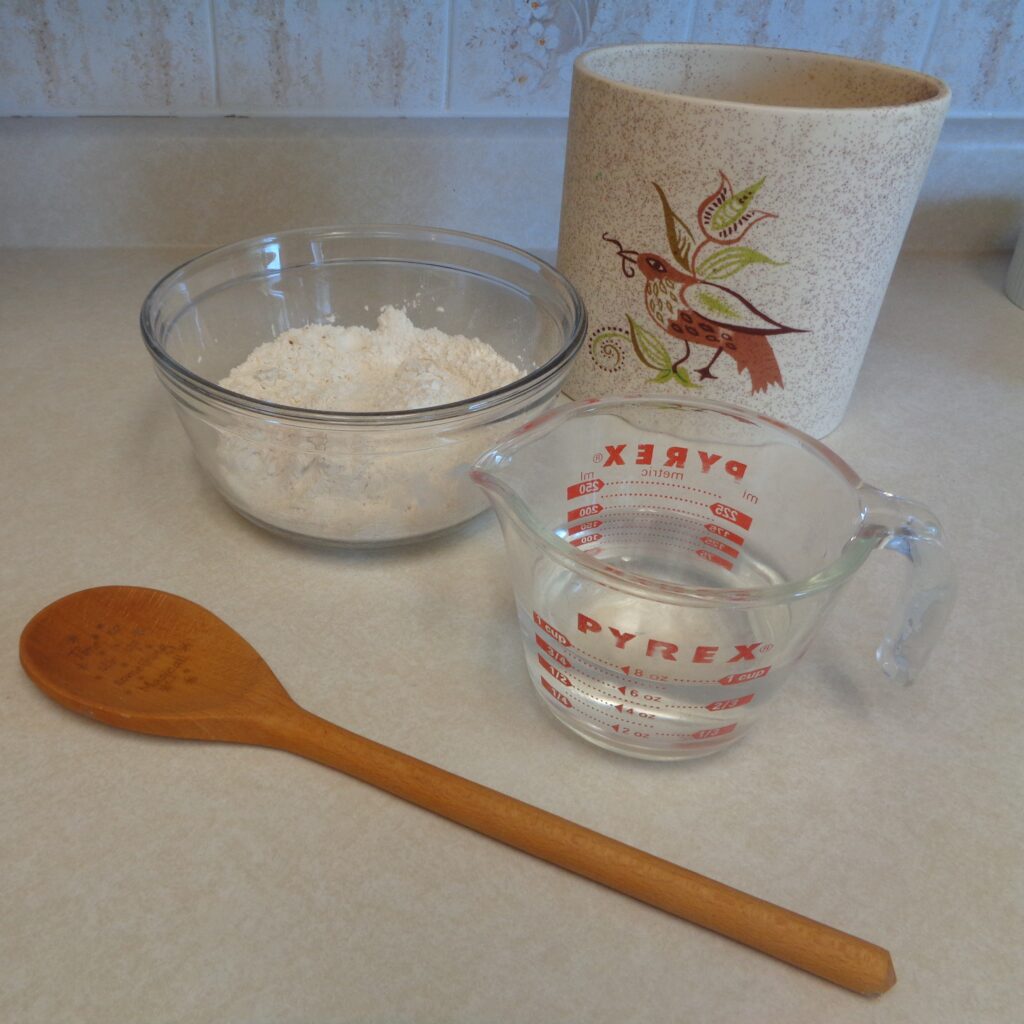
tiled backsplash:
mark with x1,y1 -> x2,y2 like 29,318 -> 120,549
2,0 -> 1021,117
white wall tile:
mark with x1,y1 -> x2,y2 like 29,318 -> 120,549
213,0 -> 448,113
447,0 -> 696,115
0,0 -> 214,115
924,0 -> 1023,113
690,0 -> 940,71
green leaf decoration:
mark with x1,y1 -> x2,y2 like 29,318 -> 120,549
681,280 -> 790,332
627,314 -> 672,371
688,288 -> 743,322
674,365 -> 699,389
627,315 -> 702,388
710,177 -> 765,233
696,246 -> 785,282
653,182 -> 696,273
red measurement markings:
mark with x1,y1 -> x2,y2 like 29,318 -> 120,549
613,704 -> 657,719
695,548 -> 733,571
616,686 -> 663,702
691,723 -> 737,740
570,533 -> 602,547
719,666 -> 771,686
540,677 -> 572,708
538,654 -> 572,687
567,479 -> 604,500
568,519 -> 602,536
532,611 -> 570,646
534,634 -> 571,667
701,535 -> 739,559
709,502 -> 753,531
705,693 -> 754,712
705,522 -> 745,546
568,502 -> 603,521
600,487 -> 707,506
610,724 -> 649,738
615,666 -> 705,685
614,683 -> 738,713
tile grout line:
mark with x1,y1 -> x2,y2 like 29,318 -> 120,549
442,0 -> 456,113
916,0 -> 946,72
207,0 -> 222,109
684,0 -> 700,41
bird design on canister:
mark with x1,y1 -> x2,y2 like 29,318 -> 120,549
598,174 -> 806,394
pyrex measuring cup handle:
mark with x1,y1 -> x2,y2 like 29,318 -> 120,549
860,487 -> 956,684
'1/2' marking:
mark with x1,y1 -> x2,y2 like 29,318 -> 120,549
538,654 -> 572,687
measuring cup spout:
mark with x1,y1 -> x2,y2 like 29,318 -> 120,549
469,466 -> 519,529
470,405 -> 569,538
859,486 -> 956,684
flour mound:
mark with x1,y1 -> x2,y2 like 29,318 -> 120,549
209,307 -> 531,542
219,306 -> 521,411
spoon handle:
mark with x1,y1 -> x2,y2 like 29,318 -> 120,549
261,705 -> 894,996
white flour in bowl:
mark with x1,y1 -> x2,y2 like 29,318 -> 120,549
220,306 -> 521,411
207,307 -> 529,543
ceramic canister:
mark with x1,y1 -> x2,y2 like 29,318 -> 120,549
557,43 -> 950,437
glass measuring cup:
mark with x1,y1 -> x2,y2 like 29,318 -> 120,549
471,397 -> 954,761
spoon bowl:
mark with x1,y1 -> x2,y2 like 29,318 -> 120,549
20,586 -> 294,737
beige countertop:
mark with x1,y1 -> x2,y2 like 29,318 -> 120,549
1,247 -> 1021,1023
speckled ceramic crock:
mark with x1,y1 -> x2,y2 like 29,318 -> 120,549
557,43 -> 950,437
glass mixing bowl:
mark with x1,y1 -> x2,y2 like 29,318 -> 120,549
140,225 -> 587,546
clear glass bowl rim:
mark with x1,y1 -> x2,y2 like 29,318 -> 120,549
140,223 -> 588,426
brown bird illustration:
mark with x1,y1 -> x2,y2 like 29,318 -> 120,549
604,176 -> 806,394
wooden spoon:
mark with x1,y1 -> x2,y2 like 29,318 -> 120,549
20,585 -> 895,996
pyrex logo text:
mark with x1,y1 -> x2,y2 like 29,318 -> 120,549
577,613 -> 763,663
602,444 -> 747,480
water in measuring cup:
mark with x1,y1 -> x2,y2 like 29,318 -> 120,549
521,507 -> 797,759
